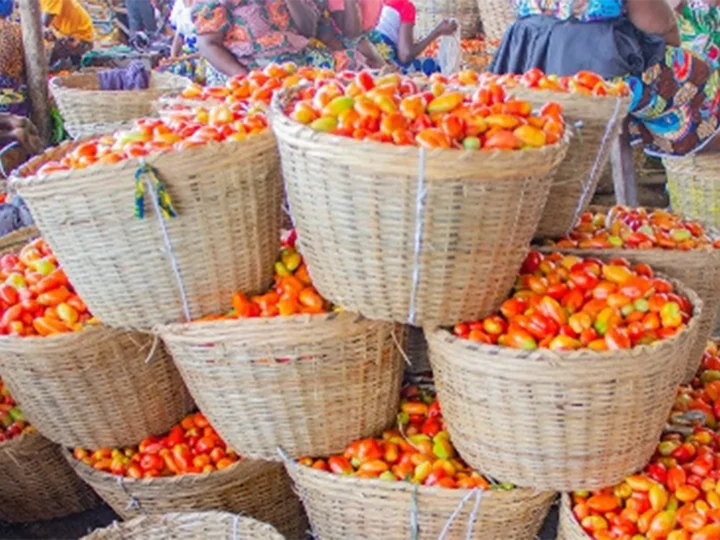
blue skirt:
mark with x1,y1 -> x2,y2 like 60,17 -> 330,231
366,30 -> 441,76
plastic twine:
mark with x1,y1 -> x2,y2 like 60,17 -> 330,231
391,327 -> 412,367
570,96 -> 625,227
409,483 -> 419,540
0,141 -> 19,180
407,148 -> 428,325
136,160 -> 192,322
437,488 -> 483,540
116,476 -> 143,513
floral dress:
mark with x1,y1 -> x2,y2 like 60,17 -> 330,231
191,0 -> 366,84
493,0 -> 720,157
678,0 -> 720,66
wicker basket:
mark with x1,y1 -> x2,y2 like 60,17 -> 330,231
66,453 -> 308,539
82,512 -> 284,540
10,133 -> 283,330
158,313 -> 404,460
557,494 -> 589,540
665,153 -> 720,231
50,71 -> 189,139
0,430 -> 97,523
414,0 -> 481,40
477,0 -> 515,43
0,228 -> 193,448
541,240 -> 720,383
271,92 -> 569,327
426,278 -> 702,491
284,460 -> 555,539
505,91 -> 630,239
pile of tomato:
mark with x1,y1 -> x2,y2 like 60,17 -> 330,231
0,378 -> 31,443
549,206 -> 720,251
454,68 -> 630,97
0,238 -> 95,337
453,250 -> 692,351
197,229 -> 331,321
74,412 -> 240,478
288,70 -> 565,150
572,343 -> 720,540
300,386 -> 503,490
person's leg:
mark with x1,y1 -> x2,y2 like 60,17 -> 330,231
127,0 -> 157,35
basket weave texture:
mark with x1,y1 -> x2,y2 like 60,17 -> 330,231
557,494 -> 589,540
0,228 -> 193,448
477,0 -> 515,42
665,153 -> 720,231
285,461 -> 555,540
414,0 -> 481,39
427,277 -> 701,491
50,72 -> 189,139
157,312 -> 404,460
271,91 -> 569,326
506,90 -> 630,239
0,431 -> 98,523
541,242 -> 720,383
66,453 -> 308,539
10,134 -> 283,329
82,512 -> 285,540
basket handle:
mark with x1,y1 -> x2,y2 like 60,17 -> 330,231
0,141 -> 20,181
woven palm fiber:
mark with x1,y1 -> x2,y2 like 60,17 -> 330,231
540,232 -> 720,384
157,312 -> 404,460
0,227 -> 193,448
0,430 -> 98,523
426,277 -> 702,492
271,90 -> 569,327
506,90 -> 630,239
665,153 -> 720,231
414,0 -> 480,40
406,325 -> 431,373
66,452 -> 308,539
477,0 -> 515,43
557,494 -> 589,540
50,72 -> 190,139
10,133 -> 283,330
284,460 -> 554,540
82,512 -> 285,540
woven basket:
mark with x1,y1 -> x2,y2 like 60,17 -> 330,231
506,90 -> 630,239
427,277 -> 702,491
414,0 -> 481,40
557,494 -> 589,540
271,91 -> 569,327
405,325 -> 431,373
0,227 -> 193,448
284,461 -> 555,539
50,71 -> 189,139
157,312 -> 404,460
82,512 -> 284,540
0,430 -> 97,523
541,239 -> 720,383
66,453 -> 308,539
477,0 -> 515,43
665,153 -> 720,231
10,133 -> 283,330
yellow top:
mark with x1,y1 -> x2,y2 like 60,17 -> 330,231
40,0 -> 94,42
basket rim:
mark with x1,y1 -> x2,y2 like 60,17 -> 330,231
427,272 -> 702,364
49,72 -> 189,94
0,322 -> 110,346
0,427 -> 43,452
288,460 -> 553,499
269,87 -> 572,170
9,129 -> 276,189
559,493 -> 588,538
537,244 -> 720,257
63,447 -> 258,487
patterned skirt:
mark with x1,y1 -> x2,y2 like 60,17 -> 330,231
678,1 -> 720,67
366,30 -> 441,76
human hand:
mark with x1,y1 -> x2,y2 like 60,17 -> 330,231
435,18 -> 458,37
0,115 -> 43,156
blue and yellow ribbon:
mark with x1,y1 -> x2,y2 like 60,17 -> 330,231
134,163 -> 177,220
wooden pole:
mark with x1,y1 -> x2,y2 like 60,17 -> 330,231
19,0 -> 51,145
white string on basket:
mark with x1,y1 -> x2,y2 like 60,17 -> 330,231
142,333 -> 160,365
570,96 -> 625,227
407,147 -> 428,326
437,488 -> 483,540
391,327 -> 412,367
140,159 -> 192,322
409,483 -> 419,540
116,476 -> 142,513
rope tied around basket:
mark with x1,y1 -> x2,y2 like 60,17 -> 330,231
134,159 -> 192,322
116,475 -> 144,513
570,96 -> 626,228
437,488 -> 484,540
407,147 -> 428,325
